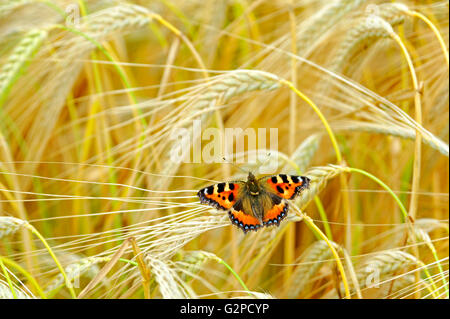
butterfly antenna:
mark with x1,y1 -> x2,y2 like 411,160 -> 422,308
258,151 -> 273,167
222,156 -> 249,175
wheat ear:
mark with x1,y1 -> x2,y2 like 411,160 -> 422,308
0,280 -> 34,299
296,0 -> 366,54
145,254 -> 190,299
295,164 -> 349,209
329,3 -> 407,74
334,121 -> 449,157
287,240 -> 338,298
283,134 -> 322,174
45,256 -> 110,295
0,29 -> 47,106
0,216 -> 27,239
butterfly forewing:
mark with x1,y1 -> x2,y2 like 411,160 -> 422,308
261,174 -> 310,200
197,182 -> 242,210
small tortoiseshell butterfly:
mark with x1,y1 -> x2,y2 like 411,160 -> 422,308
198,172 -> 310,233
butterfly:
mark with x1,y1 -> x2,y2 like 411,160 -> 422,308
197,172 -> 310,233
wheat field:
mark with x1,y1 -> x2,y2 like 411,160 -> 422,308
0,0 -> 448,299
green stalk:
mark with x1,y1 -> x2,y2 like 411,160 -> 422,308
24,223 -> 76,298
0,256 -> 46,298
216,257 -> 251,296
347,167 -> 408,222
0,257 -> 17,299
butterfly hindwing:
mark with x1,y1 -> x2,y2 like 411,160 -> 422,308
262,174 -> 310,200
229,192 -> 287,232
198,182 -> 241,210
228,205 -> 262,233
262,195 -> 289,227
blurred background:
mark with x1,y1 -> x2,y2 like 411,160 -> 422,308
0,0 -> 448,299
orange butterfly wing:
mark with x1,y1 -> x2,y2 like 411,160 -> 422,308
228,207 -> 262,233
262,198 -> 289,226
263,174 -> 310,200
198,182 -> 241,210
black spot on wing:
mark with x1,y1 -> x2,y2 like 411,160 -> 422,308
270,193 -> 282,205
276,185 -> 284,194
197,188 -> 227,210
217,183 -> 225,193
271,176 -> 278,183
280,174 -> 289,183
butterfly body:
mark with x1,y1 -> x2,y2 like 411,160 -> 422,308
198,172 -> 310,233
